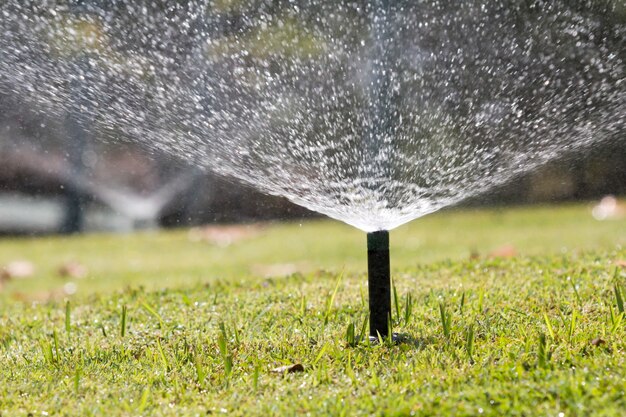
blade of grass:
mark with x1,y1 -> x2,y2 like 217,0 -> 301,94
217,326 -> 232,377
65,301 -> 71,337
41,340 -> 54,365
120,305 -> 127,338
345,352 -> 357,385
219,321 -> 228,341
568,310 -> 577,343
345,322 -> 356,347
358,314 -> 369,344
459,292 -> 466,315
323,271 -> 343,326
156,338 -> 170,372
391,276 -> 400,324
99,323 -> 107,338
609,304 -> 624,334
74,368 -> 81,393
313,343 -> 328,366
465,324 -> 475,363
570,279 -> 582,306
233,324 -> 240,346
141,301 -> 165,330
439,302 -> 451,339
543,312 -> 555,339
376,330 -> 384,345
53,330 -> 60,363
404,292 -> 413,325
477,291 -> 484,313
299,294 -> 306,318
537,333 -> 549,369
614,283 -> 624,315
252,362 -> 260,391
194,354 -> 206,385
386,314 -> 394,344
138,386 -> 150,413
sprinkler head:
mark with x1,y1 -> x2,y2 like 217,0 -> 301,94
367,230 -> 392,339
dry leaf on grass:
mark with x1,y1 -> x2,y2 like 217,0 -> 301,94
272,364 -> 304,374
591,338 -> 606,347
58,261 -> 88,279
1,260 -> 35,280
488,245 -> 517,259
12,289 -> 62,302
188,224 -> 263,247
11,283 -> 77,302
252,263 -> 300,278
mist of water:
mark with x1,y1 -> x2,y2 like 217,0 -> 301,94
0,1 -> 623,231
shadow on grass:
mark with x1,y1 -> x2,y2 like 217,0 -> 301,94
362,333 -> 436,349
395,333 -> 436,350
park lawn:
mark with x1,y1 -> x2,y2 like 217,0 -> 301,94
0,202 -> 625,416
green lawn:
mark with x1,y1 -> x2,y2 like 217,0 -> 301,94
1,203 -> 625,416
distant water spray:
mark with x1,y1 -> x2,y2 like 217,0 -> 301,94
0,1 -> 624,232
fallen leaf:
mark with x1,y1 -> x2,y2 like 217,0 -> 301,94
1,260 -> 35,280
188,224 -> 263,247
58,261 -> 88,279
11,288 -> 66,302
591,338 -> 606,347
252,263 -> 300,278
272,364 -> 304,374
488,245 -> 517,259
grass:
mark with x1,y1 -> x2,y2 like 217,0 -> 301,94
0,202 -> 625,416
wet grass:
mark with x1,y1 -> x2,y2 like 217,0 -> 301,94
1,202 -> 625,416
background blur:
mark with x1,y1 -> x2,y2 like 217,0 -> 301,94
0,0 -> 624,236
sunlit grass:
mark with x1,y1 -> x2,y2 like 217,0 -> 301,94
0,202 -> 625,416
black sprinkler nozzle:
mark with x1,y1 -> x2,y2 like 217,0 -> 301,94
367,230 -> 391,339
